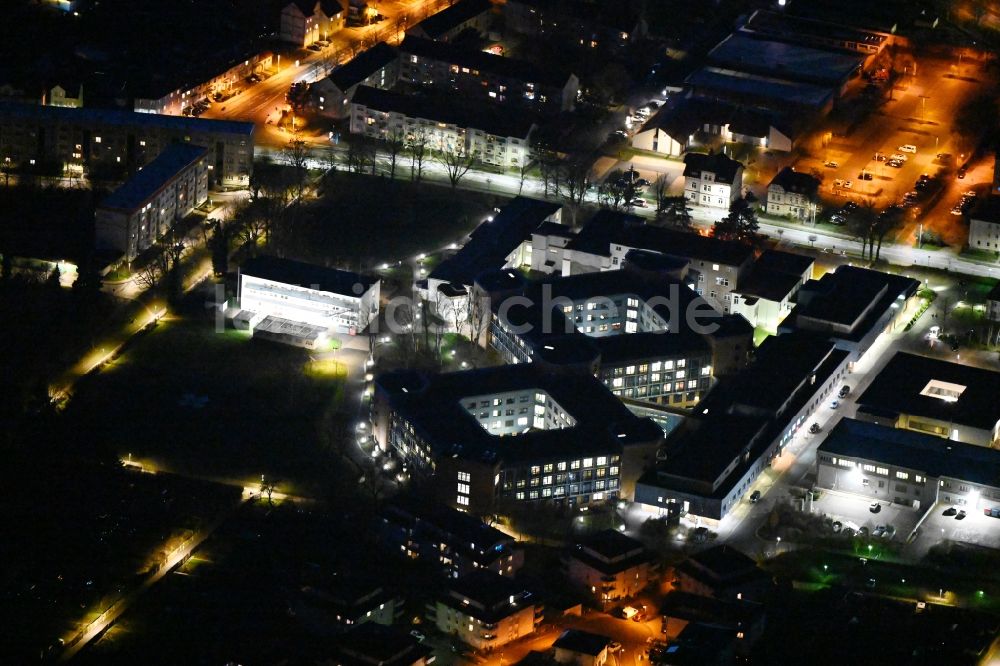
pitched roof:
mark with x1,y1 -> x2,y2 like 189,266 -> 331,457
326,42 -> 398,92
682,152 -> 743,185
412,0 -> 492,39
400,36 -> 571,88
287,0 -> 344,18
99,143 -> 207,212
239,255 -> 378,296
768,166 -> 819,197
351,85 -> 537,138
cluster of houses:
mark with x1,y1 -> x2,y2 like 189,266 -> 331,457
316,495 -> 772,666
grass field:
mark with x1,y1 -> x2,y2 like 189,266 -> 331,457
63,311 -> 348,493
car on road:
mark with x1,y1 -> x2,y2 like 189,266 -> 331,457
620,606 -> 640,620
632,198 -> 648,208
809,422 -> 821,434
829,399 -> 840,409
943,506 -> 957,516
637,178 -> 651,187
956,509 -> 967,520
870,501 -> 882,513
887,159 -> 904,168
936,152 -> 952,162
838,385 -> 851,398
963,190 -> 977,197
825,161 -> 839,168
833,179 -> 844,188
750,490 -> 762,503
957,166 -> 968,179
899,144 -> 918,153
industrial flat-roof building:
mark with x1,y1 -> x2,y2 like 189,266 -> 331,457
95,143 -> 209,261
686,67 -> 835,114
817,418 -> 1000,511
236,255 -> 380,347
854,352 -> 1000,448
707,33 -> 863,93
778,265 -> 919,364
370,363 -> 664,513
0,101 -> 254,187
635,333 -> 850,522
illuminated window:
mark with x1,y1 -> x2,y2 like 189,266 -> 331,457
896,471 -> 909,480
457,495 -> 469,506
458,471 -> 471,482
457,483 -> 470,494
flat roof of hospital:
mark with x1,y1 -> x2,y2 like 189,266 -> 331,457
240,255 -> 378,296
374,364 -> 663,465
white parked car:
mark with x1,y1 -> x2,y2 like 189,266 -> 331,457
899,144 -> 918,153
890,153 -> 908,162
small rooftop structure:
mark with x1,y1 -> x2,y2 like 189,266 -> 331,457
553,630 -> 610,657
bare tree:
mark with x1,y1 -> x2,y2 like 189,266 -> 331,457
597,170 -> 637,211
282,138 -> 310,200
437,143 -> 477,189
559,156 -> 592,224
383,126 -> 406,180
407,127 -> 430,183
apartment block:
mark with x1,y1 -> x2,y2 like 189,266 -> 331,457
95,143 -> 209,261
407,0 -> 493,42
968,196 -> 1000,252
399,36 -> 578,111
314,43 -> 399,118
0,101 -> 254,188
429,571 -> 540,651
349,86 -> 536,168
564,530 -> 656,605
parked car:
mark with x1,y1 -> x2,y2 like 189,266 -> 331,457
858,171 -> 873,181
943,506 -> 957,516
608,641 -> 622,652
884,525 -> 896,539
956,509 -> 967,520
809,422 -> 821,434
887,159 -> 904,168
838,385 -> 851,398
750,490 -> 762,503
984,507 -> 1000,518
873,152 -> 886,162
899,144 -> 918,153
873,525 -> 886,538
829,399 -> 840,409
870,501 -> 882,513
858,526 -> 870,537
951,206 -> 964,216
890,153 -> 908,162
632,198 -> 648,208
825,161 -> 839,168
842,180 -> 853,189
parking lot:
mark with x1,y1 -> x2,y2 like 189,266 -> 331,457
812,489 -> 923,544
910,502 -> 1000,559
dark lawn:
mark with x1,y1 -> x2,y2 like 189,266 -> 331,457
63,312 -> 347,493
